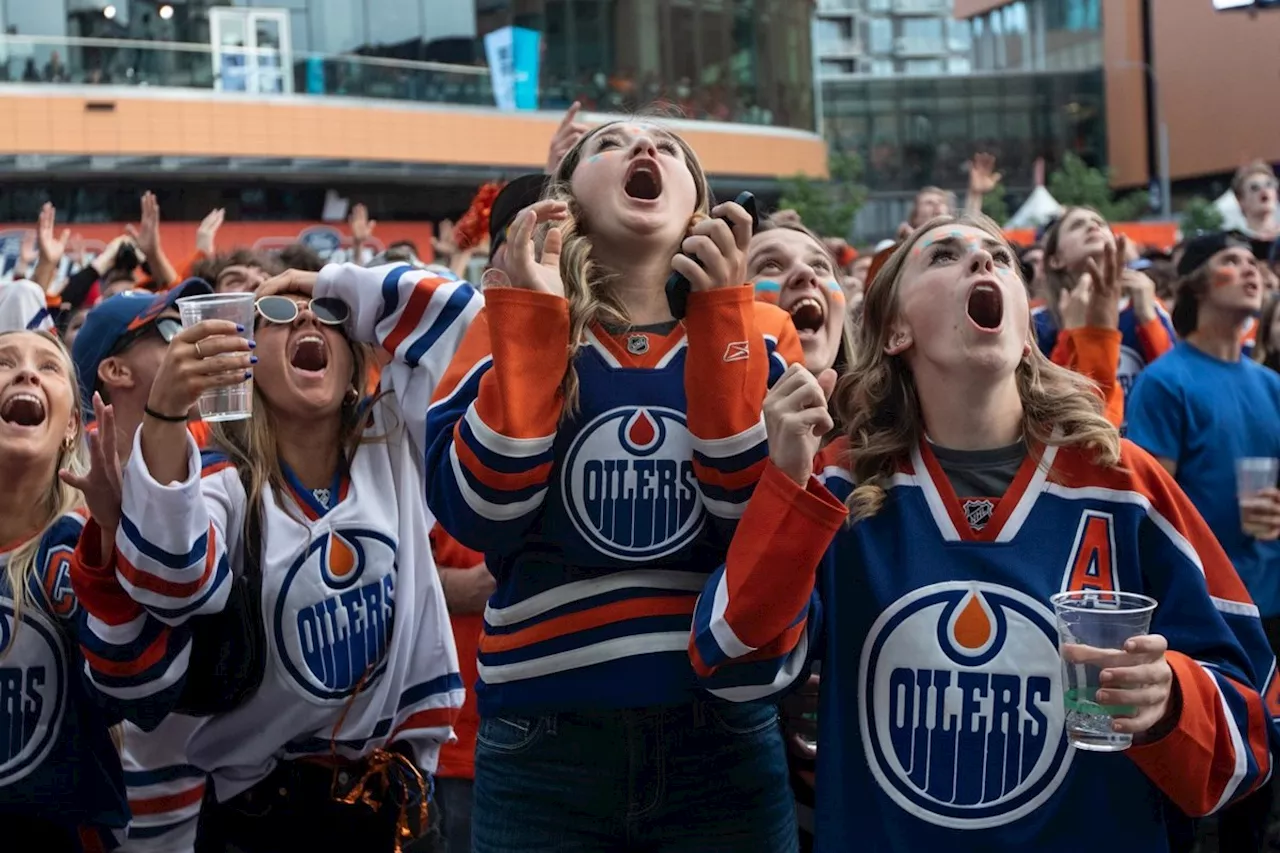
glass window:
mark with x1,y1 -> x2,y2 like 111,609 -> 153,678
900,18 -> 943,41
3,0 -> 68,37
904,59 -> 943,75
870,58 -> 894,75
309,0 -> 367,54
868,17 -> 892,53
948,18 -> 971,50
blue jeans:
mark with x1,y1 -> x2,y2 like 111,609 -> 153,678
472,699 -> 797,853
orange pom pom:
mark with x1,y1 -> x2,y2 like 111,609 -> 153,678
454,182 -> 504,251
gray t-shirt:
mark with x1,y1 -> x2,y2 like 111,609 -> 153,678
930,440 -> 1027,499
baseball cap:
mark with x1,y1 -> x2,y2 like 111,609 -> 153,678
1176,231 -> 1252,277
489,174 -> 551,254
72,278 -> 213,411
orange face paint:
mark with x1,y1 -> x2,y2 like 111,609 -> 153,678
1213,267 -> 1239,288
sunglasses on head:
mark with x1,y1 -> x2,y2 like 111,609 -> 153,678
254,296 -> 350,326
108,315 -> 183,357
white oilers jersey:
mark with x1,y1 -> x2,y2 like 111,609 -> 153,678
113,262 -> 476,810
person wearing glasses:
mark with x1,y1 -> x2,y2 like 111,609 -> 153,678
79,263 -> 477,852
1233,161 -> 1278,242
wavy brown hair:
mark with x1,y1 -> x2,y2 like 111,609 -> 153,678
543,120 -> 712,416
834,214 -> 1121,521
1041,205 -> 1106,330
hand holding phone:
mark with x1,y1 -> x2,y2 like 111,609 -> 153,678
666,191 -> 760,320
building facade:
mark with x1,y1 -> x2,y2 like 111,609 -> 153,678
814,0 -> 972,79
0,0 -> 824,224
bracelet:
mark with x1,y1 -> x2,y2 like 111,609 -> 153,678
144,405 -> 188,423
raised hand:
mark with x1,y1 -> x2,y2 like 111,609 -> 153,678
349,203 -> 376,244
1082,234 -> 1124,331
59,393 -> 123,535
196,207 -> 225,255
37,202 -> 70,265
968,152 -> 1003,195
125,191 -> 163,261
670,200 -> 754,292
1121,267 -> 1158,324
764,364 -> 837,486
546,102 -> 588,174
505,200 -> 570,297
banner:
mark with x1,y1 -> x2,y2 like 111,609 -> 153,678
485,26 -> 541,112
0,221 -> 437,283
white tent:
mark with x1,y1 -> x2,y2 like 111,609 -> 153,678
1214,188 -> 1248,232
1004,186 -> 1063,230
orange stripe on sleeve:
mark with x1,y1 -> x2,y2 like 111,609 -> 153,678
453,435 -> 555,492
383,279 -> 440,356
1137,315 -> 1174,364
479,595 -> 696,654
130,783 -> 206,817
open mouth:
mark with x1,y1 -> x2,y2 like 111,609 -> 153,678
623,160 -> 662,201
289,334 -> 329,375
966,282 -> 1004,331
0,392 -> 46,427
787,296 -> 827,337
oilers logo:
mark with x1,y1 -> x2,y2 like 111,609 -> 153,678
563,406 -> 704,561
859,581 -> 1072,829
272,528 -> 398,703
0,599 -> 67,786
1117,345 -> 1146,398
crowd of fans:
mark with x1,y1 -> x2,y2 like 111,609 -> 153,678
0,101 -> 1277,853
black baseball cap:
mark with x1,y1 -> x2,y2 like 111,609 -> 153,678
1176,231 -> 1252,277
489,174 -> 551,255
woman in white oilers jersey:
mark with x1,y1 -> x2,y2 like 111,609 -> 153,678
103,262 -> 475,852
0,331 -> 191,852
692,214 -> 1278,852
424,121 -> 803,852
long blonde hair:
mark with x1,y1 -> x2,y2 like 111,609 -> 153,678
209,336 -> 378,531
835,214 -> 1121,521
0,330 -> 87,653
544,120 -> 713,416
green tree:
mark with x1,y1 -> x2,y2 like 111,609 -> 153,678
778,148 -> 868,239
1179,196 -> 1224,235
981,188 -> 1011,226
1047,152 -> 1150,223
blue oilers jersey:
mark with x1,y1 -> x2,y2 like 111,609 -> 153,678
1032,301 -> 1175,421
425,286 -> 803,715
693,442 -> 1277,852
0,513 -> 127,847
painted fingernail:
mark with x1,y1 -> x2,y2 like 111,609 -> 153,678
248,340 -> 256,349
250,355 -> 259,364
244,371 -> 253,380
236,324 -> 245,332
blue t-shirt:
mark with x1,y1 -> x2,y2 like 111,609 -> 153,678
1126,342 -> 1280,615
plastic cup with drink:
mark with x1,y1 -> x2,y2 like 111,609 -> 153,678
176,293 -> 256,422
1050,590 -> 1158,752
1237,457 -> 1279,537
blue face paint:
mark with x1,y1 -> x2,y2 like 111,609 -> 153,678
754,279 -> 782,294
587,154 -> 602,164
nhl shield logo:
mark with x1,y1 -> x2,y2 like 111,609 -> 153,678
627,334 -> 650,355
963,499 -> 995,531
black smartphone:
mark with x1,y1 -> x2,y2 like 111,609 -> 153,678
115,241 -> 139,273
665,191 -> 760,320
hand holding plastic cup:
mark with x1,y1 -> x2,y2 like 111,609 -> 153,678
1238,458 -> 1280,537
1050,590 -> 1158,752
176,293 -> 256,422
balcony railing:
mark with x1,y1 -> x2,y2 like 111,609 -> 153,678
816,0 -> 859,12
892,0 -> 951,15
817,37 -> 864,58
894,36 -> 948,56
0,34 -> 794,128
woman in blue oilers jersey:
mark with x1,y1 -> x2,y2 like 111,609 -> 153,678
424,120 -> 804,852
1038,206 -> 1175,428
87,259 -> 480,853
0,330 -> 189,852
692,213 -> 1279,853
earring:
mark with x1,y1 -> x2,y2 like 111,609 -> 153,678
344,386 -> 360,405
62,435 -> 75,451
891,333 -> 907,349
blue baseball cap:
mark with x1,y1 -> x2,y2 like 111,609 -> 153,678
71,278 -> 213,412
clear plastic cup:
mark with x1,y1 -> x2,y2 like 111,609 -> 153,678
176,292 -> 255,423
1050,590 -> 1158,753
1237,457 -> 1279,499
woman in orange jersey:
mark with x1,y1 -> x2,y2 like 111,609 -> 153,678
1036,207 -> 1175,428
424,120 -> 804,852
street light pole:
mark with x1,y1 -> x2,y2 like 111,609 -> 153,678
1141,0 -> 1172,219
